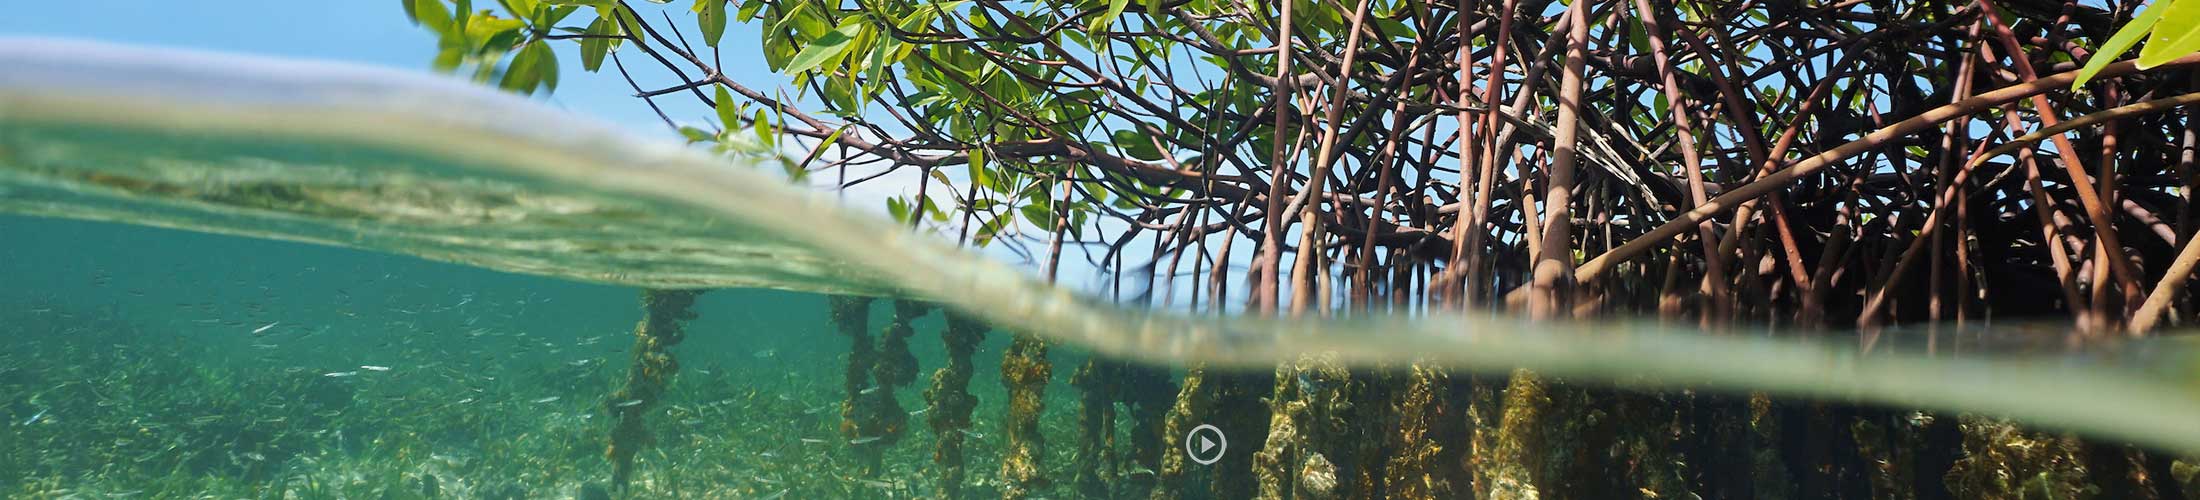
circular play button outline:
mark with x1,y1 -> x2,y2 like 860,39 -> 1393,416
1187,424 -> 1226,465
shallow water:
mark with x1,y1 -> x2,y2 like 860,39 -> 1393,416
3,38 -> 2200,497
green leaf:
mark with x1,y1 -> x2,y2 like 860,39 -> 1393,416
1111,129 -> 1164,161
802,126 -> 846,165
1091,0 -> 1130,33
926,195 -> 950,222
781,2 -> 828,39
965,148 -> 991,191
1370,16 -> 1412,38
455,0 -> 474,29
537,41 -> 559,91
714,85 -> 740,127
1020,204 -> 1051,228
499,41 -> 546,93
410,0 -> 453,32
432,47 -> 465,72
2139,0 -> 2200,67
696,0 -> 728,47
497,0 -> 541,21
887,197 -> 912,224
463,16 -> 528,50
974,214 -> 1009,246
781,159 -> 808,182
736,0 -> 765,22
753,109 -> 776,149
783,22 -> 863,75
541,5 -> 578,26
579,15 -> 614,71
2074,0 -> 2169,88
678,125 -> 713,143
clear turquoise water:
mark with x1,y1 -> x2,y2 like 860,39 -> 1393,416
0,214 -> 1114,497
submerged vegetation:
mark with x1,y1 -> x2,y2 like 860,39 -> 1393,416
0,248 -> 1117,499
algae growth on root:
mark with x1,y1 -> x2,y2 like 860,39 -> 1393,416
604,288 -> 702,490
923,311 -> 987,499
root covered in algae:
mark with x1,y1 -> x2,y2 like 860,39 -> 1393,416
1066,358 -> 1174,498
604,288 -> 701,490
865,299 -> 929,450
1152,364 -> 1216,500
829,295 -> 904,476
924,311 -> 987,499
1383,362 -> 1462,499
1475,368 -> 1552,499
1121,364 -> 1178,498
1253,353 -> 1353,500
1071,358 -> 1122,498
1155,365 -> 1271,499
997,332 -> 1052,499
1943,416 -> 2185,499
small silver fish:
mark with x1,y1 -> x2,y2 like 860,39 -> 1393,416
22,408 -> 47,426
251,322 -> 280,335
614,399 -> 645,408
323,371 -> 358,378
849,436 -> 883,445
908,407 -> 930,416
532,396 -> 562,404
800,438 -> 827,444
359,365 -> 391,372
858,386 -> 882,395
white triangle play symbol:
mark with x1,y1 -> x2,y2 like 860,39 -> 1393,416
1200,437 -> 1216,453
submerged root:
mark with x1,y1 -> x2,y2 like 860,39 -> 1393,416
1479,368 -> 1551,499
828,296 -> 892,475
924,311 -> 986,499
1943,416 -> 2134,499
997,333 -> 1052,500
1152,364 -> 1214,500
1383,362 -> 1459,499
1071,359 -> 1122,498
1121,364 -> 1178,498
858,300 -> 929,453
604,288 -> 702,490
1253,353 -> 1352,499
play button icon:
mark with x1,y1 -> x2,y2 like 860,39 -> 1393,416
1187,424 -> 1226,465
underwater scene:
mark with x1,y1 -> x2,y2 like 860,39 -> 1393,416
10,0 -> 2200,497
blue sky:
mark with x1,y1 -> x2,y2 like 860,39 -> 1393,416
3,1 -> 785,134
